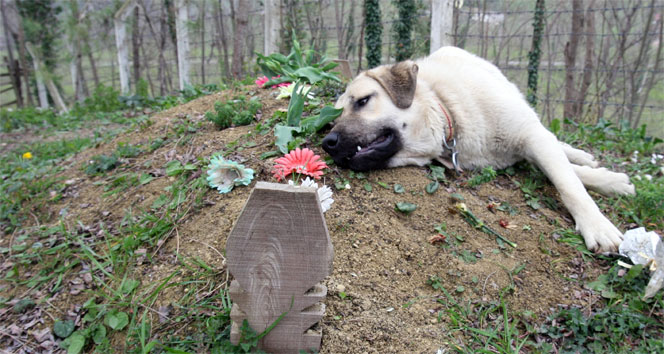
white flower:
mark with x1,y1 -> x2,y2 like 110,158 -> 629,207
300,177 -> 317,188
645,174 -> 653,181
344,183 -> 351,190
651,153 -> 663,165
317,184 -> 334,213
277,84 -> 315,100
288,177 -> 334,212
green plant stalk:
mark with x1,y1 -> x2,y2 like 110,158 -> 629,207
456,203 -> 517,248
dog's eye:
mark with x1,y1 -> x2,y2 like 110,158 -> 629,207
355,96 -> 370,108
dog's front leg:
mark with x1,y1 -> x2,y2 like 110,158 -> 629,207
522,126 -> 623,252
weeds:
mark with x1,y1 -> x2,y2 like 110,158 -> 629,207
429,278 -> 531,353
206,97 -> 262,130
538,263 -> 664,352
0,138 -> 98,231
467,166 -> 497,187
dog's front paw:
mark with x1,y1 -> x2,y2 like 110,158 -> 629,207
576,214 -> 623,253
602,169 -> 636,196
575,151 -> 599,168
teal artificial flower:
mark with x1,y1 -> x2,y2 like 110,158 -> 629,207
206,155 -> 254,194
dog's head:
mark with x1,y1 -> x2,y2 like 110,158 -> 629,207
322,61 -> 439,171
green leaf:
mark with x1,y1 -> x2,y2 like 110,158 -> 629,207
286,82 -> 305,127
450,193 -> 465,201
624,264 -> 644,281
151,194 -> 169,209
363,182 -> 372,192
455,286 -> 465,293
395,202 -> 417,215
526,198 -> 541,210
260,151 -> 279,160
67,333 -> 86,354
165,160 -> 183,176
139,173 -> 154,185
12,298 -> 34,313
377,181 -> 390,189
586,275 -> 608,291
92,324 -> 107,344
54,319 -> 75,338
121,279 -> 139,294
394,184 -> 405,194
550,118 -> 561,135
294,67 -> 325,84
104,311 -> 129,330
263,76 -> 292,88
601,289 -> 618,299
274,124 -> 302,154
426,181 -> 439,194
300,106 -> 343,134
429,165 -> 446,182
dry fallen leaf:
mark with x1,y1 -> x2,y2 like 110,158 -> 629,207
428,234 -> 447,244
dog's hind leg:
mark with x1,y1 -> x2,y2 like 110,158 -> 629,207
572,164 -> 635,197
523,126 -> 623,252
560,142 -> 598,167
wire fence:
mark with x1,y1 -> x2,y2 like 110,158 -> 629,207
1,0 -> 662,136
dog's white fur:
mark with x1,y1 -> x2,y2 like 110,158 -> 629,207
335,47 -> 635,252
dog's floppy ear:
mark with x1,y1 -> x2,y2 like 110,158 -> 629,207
367,61 -> 419,109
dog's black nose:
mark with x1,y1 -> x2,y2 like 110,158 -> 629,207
322,132 -> 340,153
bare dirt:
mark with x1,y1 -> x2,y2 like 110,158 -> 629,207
2,86 -> 615,353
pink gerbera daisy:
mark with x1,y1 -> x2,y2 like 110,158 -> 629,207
255,75 -> 291,89
255,76 -> 269,88
272,148 -> 328,181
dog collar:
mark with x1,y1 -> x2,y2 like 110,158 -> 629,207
437,102 -> 461,173
438,103 -> 454,143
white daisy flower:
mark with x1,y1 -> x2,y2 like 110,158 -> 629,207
288,177 -> 334,212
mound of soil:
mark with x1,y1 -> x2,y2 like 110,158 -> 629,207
4,87 -> 611,352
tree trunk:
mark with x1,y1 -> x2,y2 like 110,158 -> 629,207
357,5 -> 365,74
3,0 -> 33,106
143,2 -> 168,95
334,0 -> 347,59
215,0 -> 231,79
1,0 -> 23,107
175,0 -> 190,90
141,43 -> 155,96
563,0 -> 583,122
632,0 -> 660,128
132,6 -> 141,90
575,0 -> 595,122
231,0 -> 249,79
264,0 -> 280,56
200,0 -> 205,85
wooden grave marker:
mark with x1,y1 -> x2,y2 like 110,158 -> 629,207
227,182 -> 333,353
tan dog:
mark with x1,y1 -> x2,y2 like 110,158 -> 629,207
322,47 -> 635,252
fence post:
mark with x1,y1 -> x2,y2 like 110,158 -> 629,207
430,0 -> 454,53
264,0 -> 280,55
175,0 -> 190,90
114,0 -> 137,95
